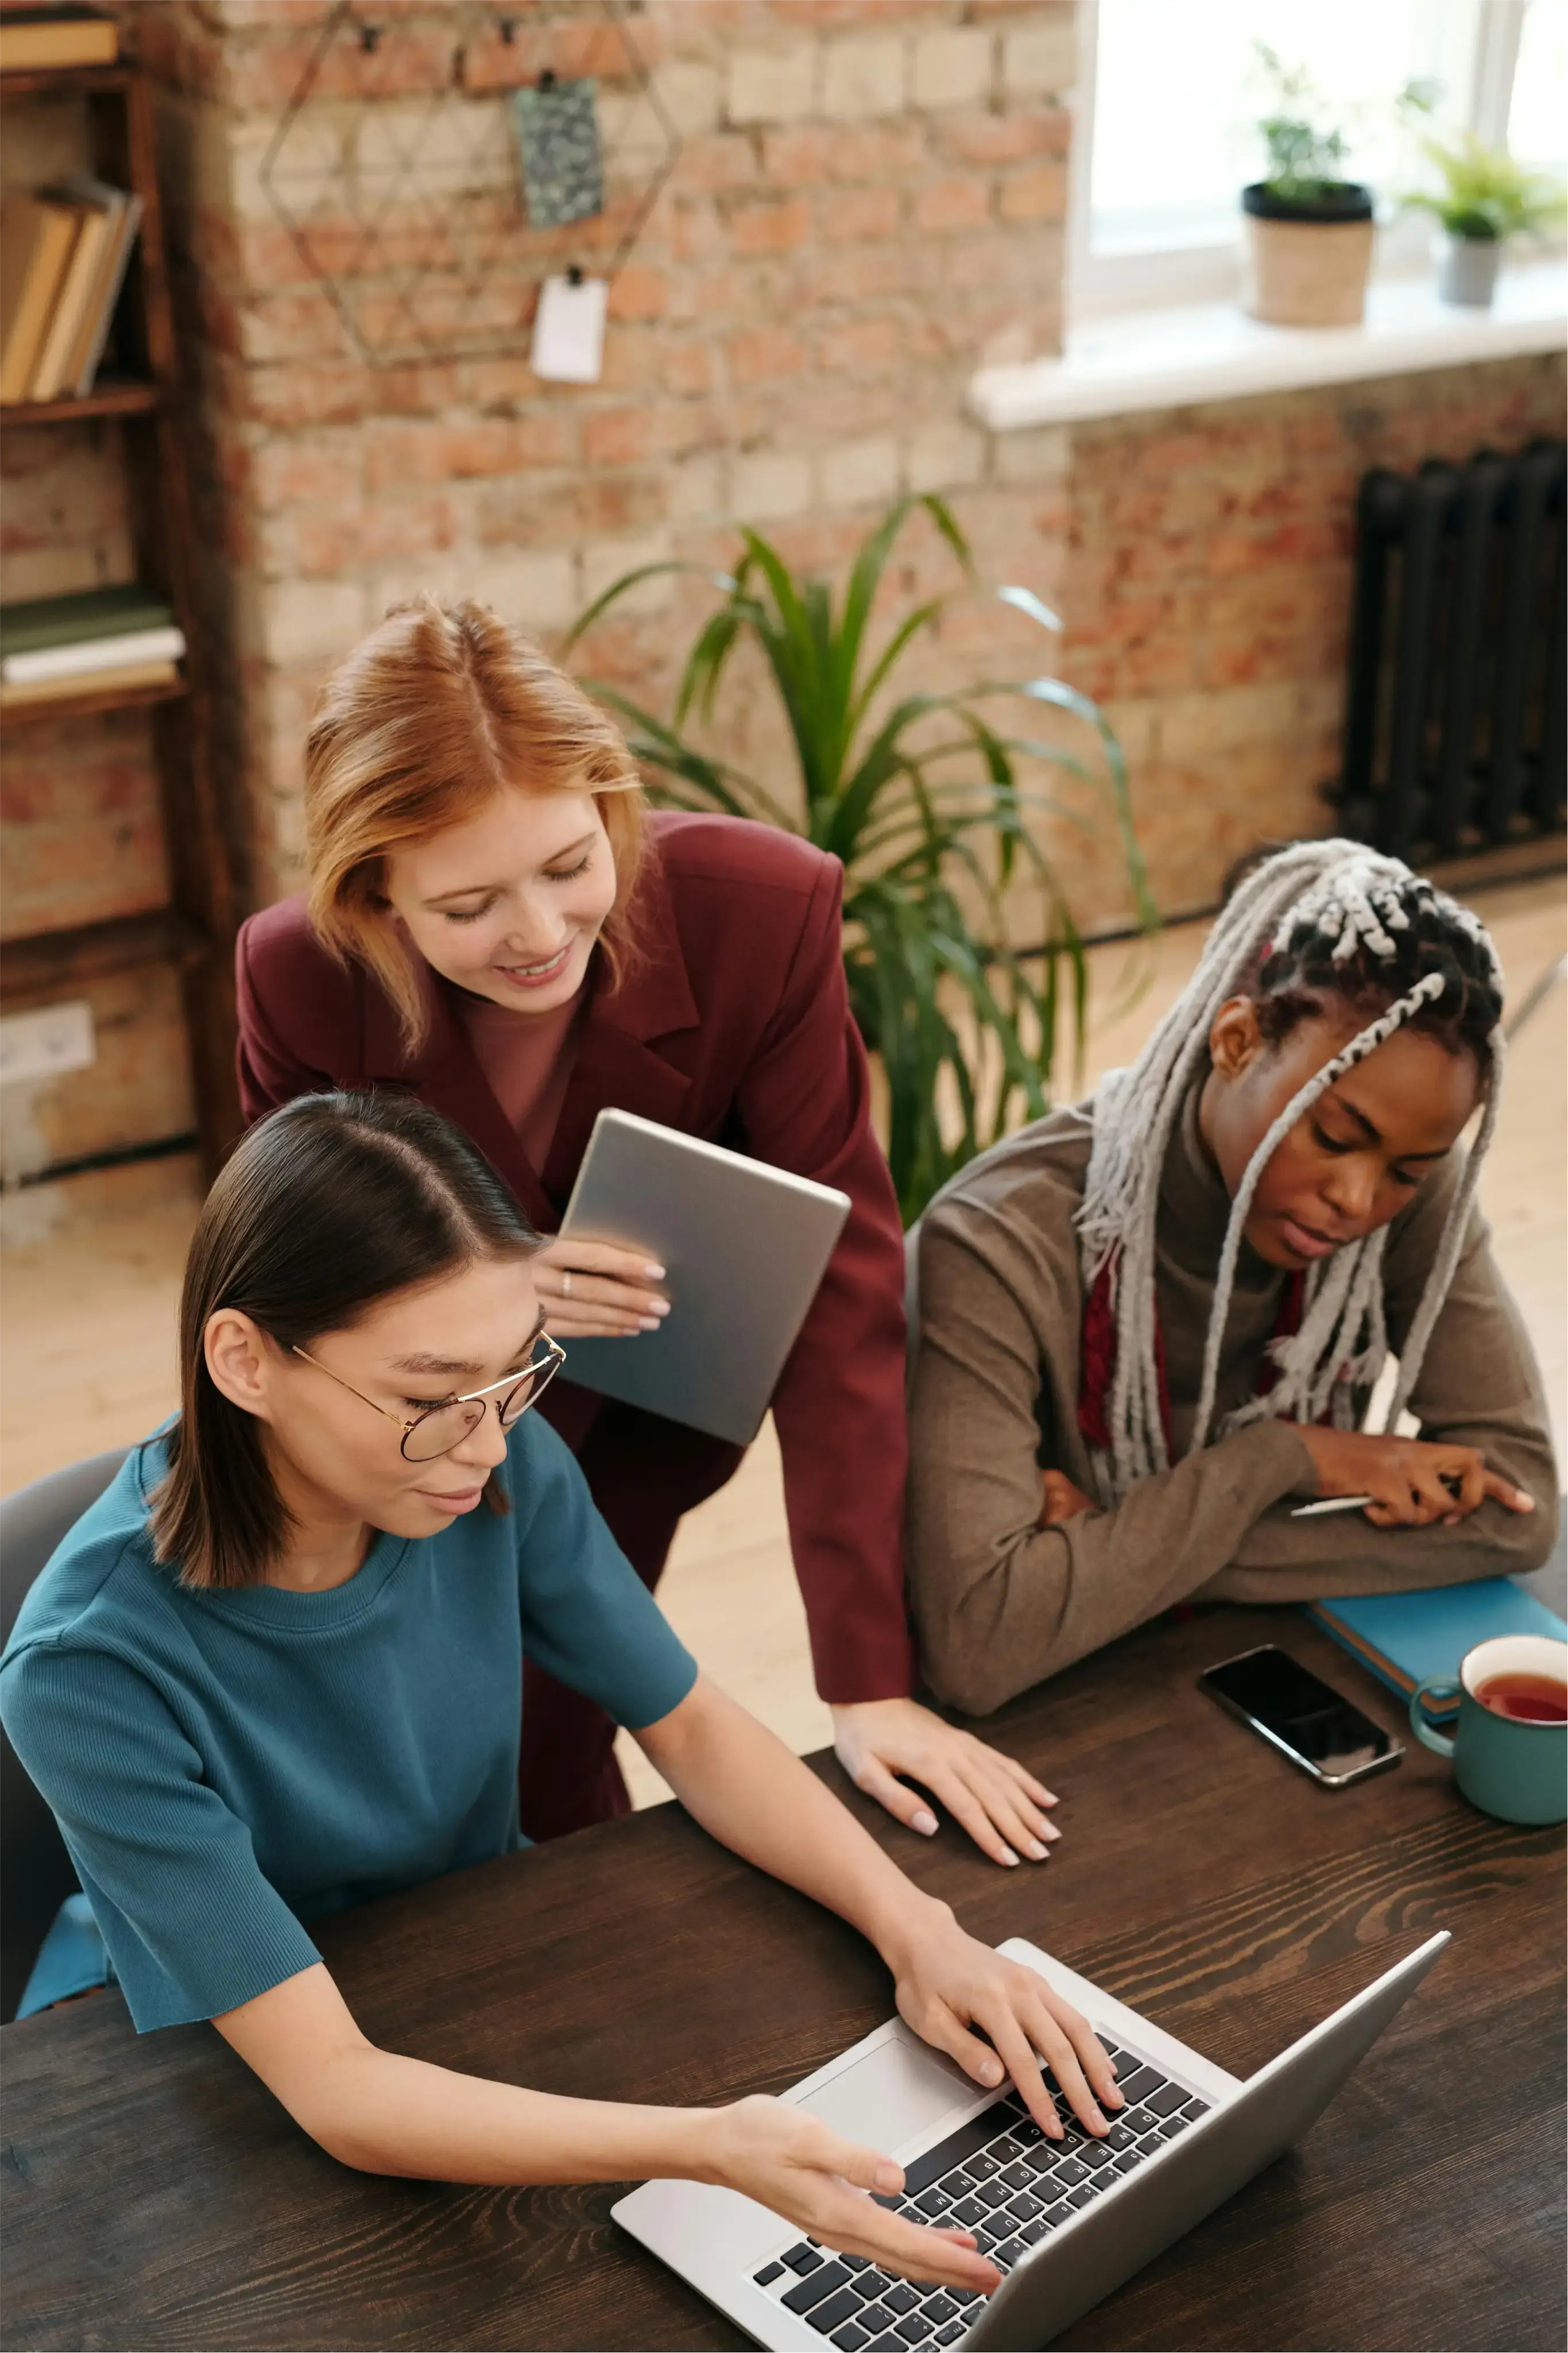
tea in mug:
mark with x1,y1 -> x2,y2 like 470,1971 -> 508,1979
1473,1671 -> 1568,1725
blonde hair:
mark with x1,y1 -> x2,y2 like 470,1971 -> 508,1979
304,596 -> 646,1050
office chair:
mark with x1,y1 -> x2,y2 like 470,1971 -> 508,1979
1,1446 -> 129,2022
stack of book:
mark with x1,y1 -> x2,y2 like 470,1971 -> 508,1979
0,4 -> 117,71
0,171 -> 143,405
0,584 -> 185,709
1309,1577 -> 1567,1724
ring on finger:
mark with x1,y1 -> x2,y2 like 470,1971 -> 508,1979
561,1270 -> 572,1298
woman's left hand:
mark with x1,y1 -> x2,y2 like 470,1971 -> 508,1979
1040,1470 -> 1098,1526
830,1698 -> 1059,1869
886,1904 -> 1123,2139
531,1234 -> 670,1339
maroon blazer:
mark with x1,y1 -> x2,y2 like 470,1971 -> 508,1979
235,809 -> 915,1702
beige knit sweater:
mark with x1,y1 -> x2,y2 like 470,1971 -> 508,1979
907,1085 -> 1561,1717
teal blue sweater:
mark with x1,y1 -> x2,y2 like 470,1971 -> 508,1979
0,1417 -> 697,2031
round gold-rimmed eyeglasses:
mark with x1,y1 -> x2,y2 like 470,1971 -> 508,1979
291,1332 -> 566,1462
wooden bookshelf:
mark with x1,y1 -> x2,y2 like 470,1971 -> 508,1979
3,673 -> 187,724
0,907 -> 205,1000
2,376 -> 159,426
0,60 -> 135,99
0,44 -> 238,1179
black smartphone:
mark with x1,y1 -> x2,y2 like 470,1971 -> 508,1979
1198,1644 -> 1404,1788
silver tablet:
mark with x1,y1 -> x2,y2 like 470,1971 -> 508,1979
555,1109 -> 851,1446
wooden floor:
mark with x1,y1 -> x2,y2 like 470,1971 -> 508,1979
2,874 -> 1562,1809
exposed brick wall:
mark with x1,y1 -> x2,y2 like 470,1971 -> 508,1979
1,710 -> 172,937
1061,353 -> 1568,918
140,0 -> 1079,903
0,960 -> 196,1215
0,424 -> 169,943
137,0 -> 1561,945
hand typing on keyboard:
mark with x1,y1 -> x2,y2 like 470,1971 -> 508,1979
753,2046 -> 1213,2348
704,1926 -> 1120,2301
885,1908 -> 1122,2146
727,1911 -> 1125,2294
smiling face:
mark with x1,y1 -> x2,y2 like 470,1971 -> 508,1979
381,787 -> 618,1017
1199,996 -> 1484,1270
203,1254 -> 545,1562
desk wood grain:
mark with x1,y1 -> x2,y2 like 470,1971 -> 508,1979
2,1605 -> 1562,2352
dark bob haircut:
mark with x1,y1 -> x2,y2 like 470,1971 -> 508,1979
151,1089 -> 539,1590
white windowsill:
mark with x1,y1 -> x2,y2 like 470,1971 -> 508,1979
967,261 -> 1568,434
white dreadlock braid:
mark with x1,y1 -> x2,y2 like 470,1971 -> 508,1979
1077,840 -> 1507,1504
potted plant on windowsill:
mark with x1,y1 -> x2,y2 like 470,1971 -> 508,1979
1401,127 -> 1565,308
1242,44 -> 1375,328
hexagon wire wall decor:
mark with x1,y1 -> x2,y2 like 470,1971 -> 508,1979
258,0 -> 680,368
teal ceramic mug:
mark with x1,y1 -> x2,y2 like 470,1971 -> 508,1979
1409,1633 -> 1568,1826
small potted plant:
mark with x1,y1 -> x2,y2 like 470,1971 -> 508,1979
1401,127 -> 1566,308
1242,45 -> 1375,327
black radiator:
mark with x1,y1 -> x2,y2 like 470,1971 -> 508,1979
1333,439 -> 1566,860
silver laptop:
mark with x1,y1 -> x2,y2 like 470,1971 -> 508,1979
614,1930 -> 1448,2350
557,1109 -> 850,1446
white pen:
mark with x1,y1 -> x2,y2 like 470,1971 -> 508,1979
1291,1472 -> 1465,1519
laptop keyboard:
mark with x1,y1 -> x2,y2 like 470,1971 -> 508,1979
751,2042 -> 1210,2350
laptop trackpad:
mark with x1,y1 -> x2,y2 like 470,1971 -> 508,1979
796,2035 -> 976,2154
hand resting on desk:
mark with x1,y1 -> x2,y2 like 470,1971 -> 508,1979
216,1675 -> 1121,2296
830,1698 -> 1060,1871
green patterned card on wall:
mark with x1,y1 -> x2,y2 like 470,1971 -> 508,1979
513,77 -> 603,230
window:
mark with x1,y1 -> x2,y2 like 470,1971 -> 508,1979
1072,0 -> 1568,316
1504,0 -> 1568,152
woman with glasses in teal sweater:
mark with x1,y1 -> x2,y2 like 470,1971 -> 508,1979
0,1089 -> 1120,2294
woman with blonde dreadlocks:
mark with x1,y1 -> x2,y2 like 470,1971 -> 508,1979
906,840 -> 1558,1721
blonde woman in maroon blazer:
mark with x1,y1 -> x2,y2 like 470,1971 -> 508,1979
235,597 -> 1056,1867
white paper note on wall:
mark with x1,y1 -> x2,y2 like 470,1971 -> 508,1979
531,273 -> 607,383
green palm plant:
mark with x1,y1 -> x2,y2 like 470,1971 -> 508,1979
561,494 -> 1155,1223
1401,127 -> 1565,242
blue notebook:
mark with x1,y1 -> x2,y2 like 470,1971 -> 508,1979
1308,1580 -> 1567,1722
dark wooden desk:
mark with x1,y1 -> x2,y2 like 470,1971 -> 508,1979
2,1603 -> 1562,2352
